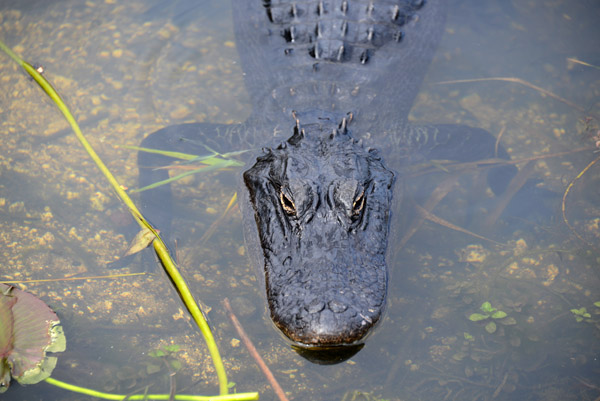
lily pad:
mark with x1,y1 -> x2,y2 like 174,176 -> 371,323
0,284 -> 66,392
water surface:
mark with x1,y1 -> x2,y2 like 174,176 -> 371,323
0,1 -> 598,400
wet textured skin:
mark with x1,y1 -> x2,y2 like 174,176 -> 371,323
232,0 -> 446,348
138,0 -> 521,355
243,113 -> 394,345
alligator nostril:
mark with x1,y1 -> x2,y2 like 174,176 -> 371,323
329,300 -> 348,313
307,299 -> 325,313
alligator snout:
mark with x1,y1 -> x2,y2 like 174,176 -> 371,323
266,251 -> 387,347
281,299 -> 377,346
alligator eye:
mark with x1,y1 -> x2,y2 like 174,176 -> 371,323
352,190 -> 365,217
280,191 -> 296,216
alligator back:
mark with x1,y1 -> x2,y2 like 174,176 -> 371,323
232,0 -> 446,134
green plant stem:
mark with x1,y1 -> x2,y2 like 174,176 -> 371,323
44,377 -> 258,400
0,40 -> 22,64
0,40 -> 229,395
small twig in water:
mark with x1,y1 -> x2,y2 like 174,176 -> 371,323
491,372 -> 509,399
484,160 -> 535,229
223,298 -> 290,401
415,203 -> 504,246
399,172 -> 461,248
494,126 -> 506,159
161,358 -> 177,401
435,77 -> 591,116
0,272 -> 147,284
567,57 -> 600,71
562,155 -> 600,250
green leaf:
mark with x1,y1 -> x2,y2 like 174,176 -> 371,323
575,316 -> 583,322
480,302 -> 496,314
491,311 -> 507,319
469,313 -> 489,322
463,332 -> 474,341
594,301 -> 600,308
499,317 -> 517,325
571,307 -> 587,316
170,359 -> 182,371
131,160 -> 242,193
149,350 -> 165,358
123,227 -> 157,256
1,359 -> 11,394
46,324 -> 66,353
17,356 -> 58,385
146,363 -> 161,375
122,144 -> 248,166
164,344 -> 180,353
485,322 -> 497,334
0,288 -> 15,393
120,145 -> 205,161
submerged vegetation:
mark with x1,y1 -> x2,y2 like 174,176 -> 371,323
570,302 -> 600,325
468,301 -> 516,334
0,1 -> 598,400
0,39 -> 257,401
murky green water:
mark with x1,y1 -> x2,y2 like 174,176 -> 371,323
0,1 -> 598,400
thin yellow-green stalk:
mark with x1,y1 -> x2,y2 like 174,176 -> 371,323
1,39 -> 230,396
44,377 -> 258,400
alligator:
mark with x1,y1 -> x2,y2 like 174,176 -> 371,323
138,0 -> 526,362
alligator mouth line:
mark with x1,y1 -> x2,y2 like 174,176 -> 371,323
290,342 -> 366,365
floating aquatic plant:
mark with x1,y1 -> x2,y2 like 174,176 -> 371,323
570,307 -> 592,323
468,301 -> 516,334
146,344 -> 182,375
0,283 -> 66,392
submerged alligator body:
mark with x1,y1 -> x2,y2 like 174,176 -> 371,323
138,0 -> 520,359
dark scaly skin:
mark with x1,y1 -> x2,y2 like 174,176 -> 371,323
233,0 -> 445,348
243,113 -> 394,346
138,0 -> 523,358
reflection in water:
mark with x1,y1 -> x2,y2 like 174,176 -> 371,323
0,0 -> 599,400
292,343 -> 365,366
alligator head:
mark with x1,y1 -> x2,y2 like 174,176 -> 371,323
243,112 -> 395,351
